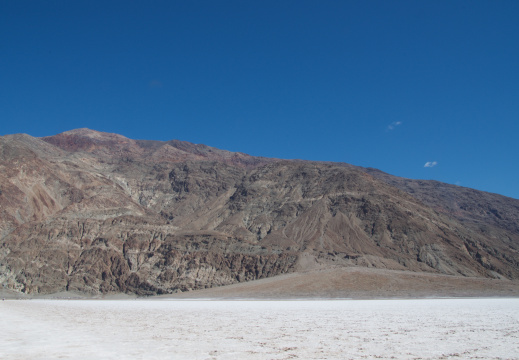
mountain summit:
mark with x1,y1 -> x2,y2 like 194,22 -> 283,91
1,129 -> 518,296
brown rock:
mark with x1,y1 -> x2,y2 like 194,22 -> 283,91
0,129 -> 518,296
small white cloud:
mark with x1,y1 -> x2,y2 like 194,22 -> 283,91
387,121 -> 402,131
424,161 -> 438,168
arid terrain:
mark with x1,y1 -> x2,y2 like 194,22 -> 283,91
2,299 -> 518,359
1,128 -> 519,297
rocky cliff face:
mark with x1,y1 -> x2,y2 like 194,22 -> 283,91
1,129 -> 518,295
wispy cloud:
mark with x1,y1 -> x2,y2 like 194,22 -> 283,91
424,161 -> 438,168
387,121 -> 402,131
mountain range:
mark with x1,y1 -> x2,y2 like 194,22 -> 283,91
1,128 -> 518,297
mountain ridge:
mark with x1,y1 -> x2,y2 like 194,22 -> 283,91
1,129 -> 518,296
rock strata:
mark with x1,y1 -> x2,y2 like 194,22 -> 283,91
1,128 -> 518,296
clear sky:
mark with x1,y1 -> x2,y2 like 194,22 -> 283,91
1,1 -> 518,199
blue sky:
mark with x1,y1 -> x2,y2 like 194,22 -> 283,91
1,1 -> 518,199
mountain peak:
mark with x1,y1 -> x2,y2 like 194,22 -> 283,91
1,128 -> 518,297
42,128 -> 133,154
59,128 -> 129,140
40,128 -> 274,168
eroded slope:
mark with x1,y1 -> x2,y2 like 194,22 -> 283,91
1,129 -> 518,296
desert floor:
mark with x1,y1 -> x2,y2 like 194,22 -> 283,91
1,298 -> 519,360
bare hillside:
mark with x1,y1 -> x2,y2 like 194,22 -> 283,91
1,129 -> 518,296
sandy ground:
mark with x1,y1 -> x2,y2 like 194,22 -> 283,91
159,267 -> 519,300
3,267 -> 519,301
1,298 -> 519,360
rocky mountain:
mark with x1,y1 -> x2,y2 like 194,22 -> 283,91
1,128 -> 518,296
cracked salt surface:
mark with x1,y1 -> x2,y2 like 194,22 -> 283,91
1,298 -> 519,359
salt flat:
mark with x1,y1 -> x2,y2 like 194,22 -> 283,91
1,299 -> 518,360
